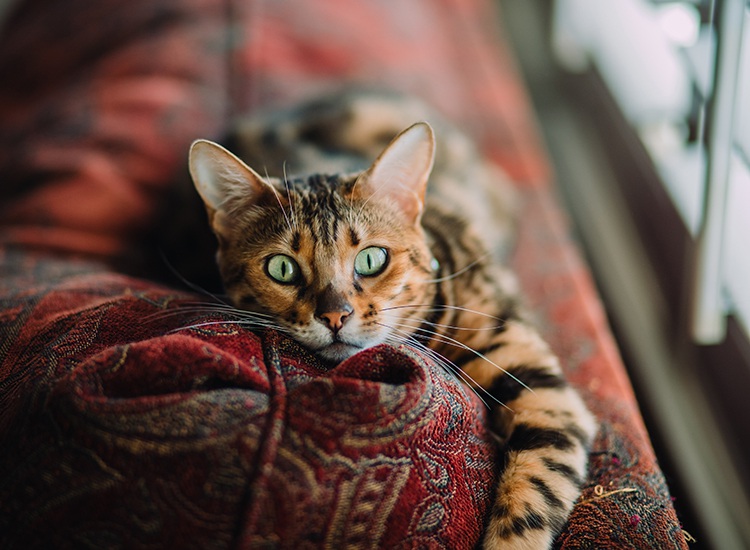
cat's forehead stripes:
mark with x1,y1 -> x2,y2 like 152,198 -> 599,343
349,227 -> 361,246
291,231 -> 302,252
284,174 -> 355,247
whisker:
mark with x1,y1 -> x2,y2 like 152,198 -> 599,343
145,301 -> 264,316
379,320 -> 531,394
170,303 -> 237,313
381,303 -> 507,324
145,303 -> 279,326
382,326 -> 496,406
381,332 -> 475,392
145,309 -> 208,322
264,167 -> 294,235
408,344 -> 494,409
346,171 -> 366,226
380,324 -> 510,410
423,252 -> 491,283
382,334 -> 482,401
158,250 -> 231,306
379,313 -> 506,333
172,319 -> 287,334
282,161 -> 299,231
146,309 -> 273,325
175,302 -> 277,319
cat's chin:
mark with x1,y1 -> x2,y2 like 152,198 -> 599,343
316,342 -> 362,363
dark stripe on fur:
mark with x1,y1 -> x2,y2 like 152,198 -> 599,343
564,422 -> 591,450
424,218 -> 457,282
331,216 -> 339,244
529,476 -> 565,509
542,457 -> 582,487
408,248 -> 422,268
291,231 -> 301,252
349,227 -> 360,246
490,503 -> 560,541
507,424 -> 574,452
488,365 -> 568,404
501,506 -> 546,538
452,339 -> 508,369
415,284 -> 446,346
417,222 -> 457,341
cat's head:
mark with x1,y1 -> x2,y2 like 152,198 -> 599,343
189,122 -> 438,362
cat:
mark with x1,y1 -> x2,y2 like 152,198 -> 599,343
187,91 -> 597,549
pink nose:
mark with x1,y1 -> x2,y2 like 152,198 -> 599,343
315,286 -> 353,333
317,310 -> 351,332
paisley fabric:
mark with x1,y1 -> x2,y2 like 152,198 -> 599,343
0,0 -> 688,548
0,249 -> 496,548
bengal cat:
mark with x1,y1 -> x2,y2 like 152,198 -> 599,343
187,91 -> 597,549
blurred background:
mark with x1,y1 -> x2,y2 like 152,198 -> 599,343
498,1 -> 750,548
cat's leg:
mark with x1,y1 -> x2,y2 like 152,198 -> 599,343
461,321 -> 597,550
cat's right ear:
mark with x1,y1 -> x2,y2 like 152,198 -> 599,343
361,122 -> 435,225
188,139 -> 270,219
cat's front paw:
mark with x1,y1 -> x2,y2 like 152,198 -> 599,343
482,513 -> 556,550
482,450 -> 585,550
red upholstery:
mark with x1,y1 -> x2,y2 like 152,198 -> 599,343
0,0 -> 688,547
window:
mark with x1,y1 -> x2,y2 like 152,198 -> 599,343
553,0 -> 750,344
545,1 -> 750,547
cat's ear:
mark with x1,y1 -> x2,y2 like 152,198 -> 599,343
362,122 -> 435,224
189,139 -> 271,218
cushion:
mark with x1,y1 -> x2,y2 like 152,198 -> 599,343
0,249 -> 495,547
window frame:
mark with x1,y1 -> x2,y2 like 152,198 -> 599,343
533,0 -> 750,547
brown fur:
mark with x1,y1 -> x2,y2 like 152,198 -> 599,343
188,91 -> 596,549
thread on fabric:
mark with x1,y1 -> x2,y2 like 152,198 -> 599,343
578,485 -> 639,505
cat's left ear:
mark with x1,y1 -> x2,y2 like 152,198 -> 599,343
362,121 -> 435,224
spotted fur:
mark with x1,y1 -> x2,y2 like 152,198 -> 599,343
188,91 -> 596,549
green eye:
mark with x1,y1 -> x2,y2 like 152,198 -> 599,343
266,254 -> 300,284
354,247 -> 388,277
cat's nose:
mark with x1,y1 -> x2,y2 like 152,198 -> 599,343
315,286 -> 353,333
317,310 -> 352,333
